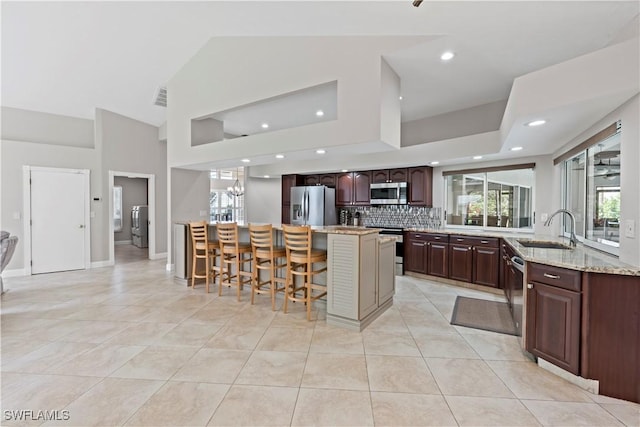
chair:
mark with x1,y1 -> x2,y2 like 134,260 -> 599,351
249,224 -> 287,310
217,222 -> 253,301
1,231 -> 19,294
282,224 -> 327,321
188,221 -> 219,293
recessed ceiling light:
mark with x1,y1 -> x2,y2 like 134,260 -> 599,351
275,154 -> 285,159
441,51 -> 455,61
510,146 -> 523,151
263,175 -> 270,178
341,169 -> 348,173
316,149 -> 326,154
526,120 -> 546,127
430,161 -> 440,165
316,110 -> 324,117
241,158 -> 250,163
399,96 -> 403,100
261,123 -> 269,129
473,155 -> 483,160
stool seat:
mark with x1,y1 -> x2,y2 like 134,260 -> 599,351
289,249 -> 326,264
255,246 -> 286,259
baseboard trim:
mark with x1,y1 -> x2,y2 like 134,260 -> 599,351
150,252 -> 167,261
1,268 -> 26,278
166,263 -> 175,272
115,240 -> 132,246
91,260 -> 112,268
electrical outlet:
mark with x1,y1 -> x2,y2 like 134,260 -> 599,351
540,213 -> 548,222
625,220 -> 635,238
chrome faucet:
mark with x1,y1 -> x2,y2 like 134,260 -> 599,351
544,209 -> 578,247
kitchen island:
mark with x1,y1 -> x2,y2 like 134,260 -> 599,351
174,223 -> 395,331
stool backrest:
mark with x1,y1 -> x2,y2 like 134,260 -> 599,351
249,224 -> 274,250
189,221 -> 208,250
282,224 -> 312,256
216,222 -> 240,253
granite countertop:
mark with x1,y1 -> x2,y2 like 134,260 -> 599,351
197,222 -> 381,236
405,227 -> 640,276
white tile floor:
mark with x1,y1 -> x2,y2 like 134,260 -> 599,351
1,252 -> 639,426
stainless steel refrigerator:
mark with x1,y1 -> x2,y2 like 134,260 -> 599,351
290,186 -> 337,226
131,205 -> 149,248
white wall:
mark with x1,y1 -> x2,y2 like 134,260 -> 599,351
166,36 -> 429,169
0,107 -> 166,271
1,107 -> 94,148
245,175 -> 282,225
96,108 -> 167,260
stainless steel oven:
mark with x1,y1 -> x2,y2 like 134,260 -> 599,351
377,228 -> 404,275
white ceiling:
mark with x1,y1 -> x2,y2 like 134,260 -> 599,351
2,0 -> 638,132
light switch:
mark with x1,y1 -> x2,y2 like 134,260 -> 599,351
625,220 -> 635,238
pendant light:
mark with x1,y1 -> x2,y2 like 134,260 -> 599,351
227,168 -> 244,197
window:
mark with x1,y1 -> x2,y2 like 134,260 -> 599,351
445,164 -> 534,230
562,124 -> 620,253
210,168 -> 245,223
113,185 -> 123,232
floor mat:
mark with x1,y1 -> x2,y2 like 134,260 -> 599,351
450,296 -> 517,336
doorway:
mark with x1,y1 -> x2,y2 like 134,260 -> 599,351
23,166 -> 91,274
108,171 -> 156,266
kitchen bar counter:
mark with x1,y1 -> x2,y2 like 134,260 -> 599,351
174,222 -> 394,330
405,227 -> 640,276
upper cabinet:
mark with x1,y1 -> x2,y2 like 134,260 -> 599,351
304,173 -> 336,187
336,171 -> 371,206
281,174 -> 303,224
371,168 -> 408,184
408,166 -> 433,207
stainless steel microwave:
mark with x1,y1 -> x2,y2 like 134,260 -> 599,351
370,182 -> 408,205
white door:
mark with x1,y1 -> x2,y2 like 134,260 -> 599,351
31,169 -> 88,274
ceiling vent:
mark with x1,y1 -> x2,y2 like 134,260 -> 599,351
153,86 -> 167,107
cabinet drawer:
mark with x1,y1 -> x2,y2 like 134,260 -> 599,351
450,235 -> 499,247
528,262 -> 581,291
413,233 -> 448,242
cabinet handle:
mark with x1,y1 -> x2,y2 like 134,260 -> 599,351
481,240 -> 489,244
527,283 -> 534,289
427,242 -> 431,246
456,238 -> 463,242
435,236 -> 440,240
543,273 -> 560,279
469,247 -> 472,250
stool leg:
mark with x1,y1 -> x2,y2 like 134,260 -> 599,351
251,255 -> 257,305
270,259 -> 275,311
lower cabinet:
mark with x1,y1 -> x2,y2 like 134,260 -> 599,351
405,236 -> 428,274
526,262 -> 581,375
426,240 -> 449,278
473,245 -> 500,287
449,243 -> 473,282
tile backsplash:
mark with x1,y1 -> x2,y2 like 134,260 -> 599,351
339,206 -> 442,229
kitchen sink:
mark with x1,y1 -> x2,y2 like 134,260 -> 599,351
517,240 -> 573,250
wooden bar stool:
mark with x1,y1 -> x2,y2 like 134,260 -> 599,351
282,224 -> 327,321
249,223 -> 287,310
216,222 -> 253,301
188,221 -> 220,293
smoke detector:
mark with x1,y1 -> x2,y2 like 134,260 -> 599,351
153,86 -> 167,107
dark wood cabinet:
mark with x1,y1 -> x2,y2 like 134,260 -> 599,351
281,174 -> 302,224
405,238 -> 427,274
304,173 -> 336,187
581,273 -> 640,403
371,168 -> 407,183
407,166 -> 433,206
526,262 -> 581,375
336,171 -> 370,206
449,243 -> 473,282
427,241 -> 449,278
473,246 -> 500,287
